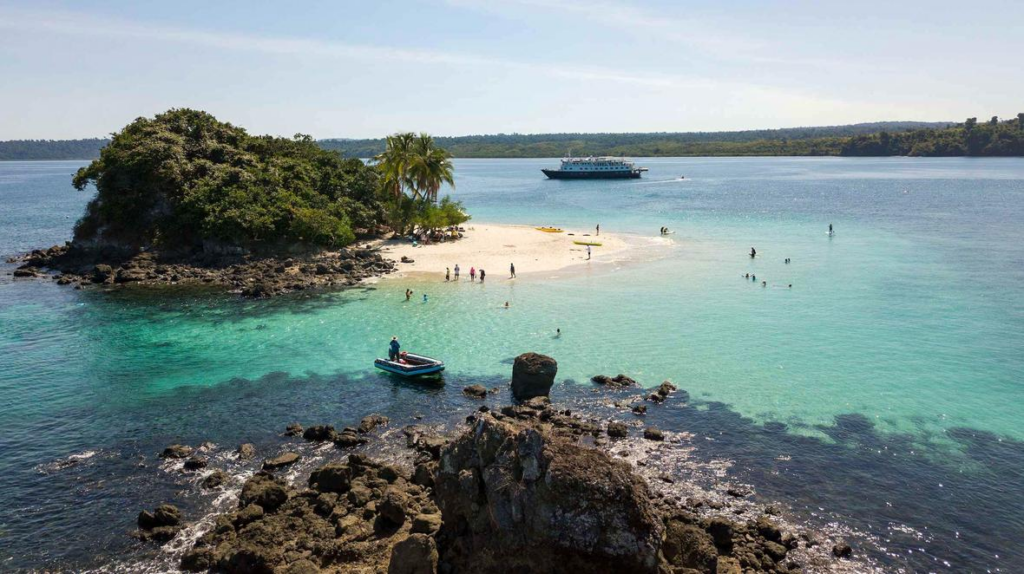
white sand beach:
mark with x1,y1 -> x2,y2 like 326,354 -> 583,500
378,223 -> 634,280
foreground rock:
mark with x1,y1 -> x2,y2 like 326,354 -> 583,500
591,373 -> 638,387
14,243 -> 397,298
510,352 -> 557,401
134,504 -> 182,543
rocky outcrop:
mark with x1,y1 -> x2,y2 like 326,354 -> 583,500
462,384 -> 487,399
15,243 -> 397,298
160,444 -> 193,459
134,504 -> 182,543
433,413 -> 663,573
510,352 -> 557,401
262,452 -> 300,470
591,373 -> 637,387
182,455 -> 439,573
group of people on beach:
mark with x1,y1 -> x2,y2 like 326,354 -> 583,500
444,262 -> 516,282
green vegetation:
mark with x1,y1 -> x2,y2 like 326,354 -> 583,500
841,115 -> 1024,156
0,138 -> 108,160
321,122 -> 951,158
71,109 -> 383,251
373,132 -> 467,236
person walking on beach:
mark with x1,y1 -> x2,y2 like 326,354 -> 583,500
586,245 -> 591,260
445,268 -> 450,282
454,264 -> 460,281
405,289 -> 412,301
389,337 -> 401,361
479,269 -> 485,282
510,263 -> 516,278
596,224 -> 600,236
470,267 -> 476,282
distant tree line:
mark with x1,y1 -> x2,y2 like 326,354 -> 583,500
0,138 -> 108,160
840,115 -> 1024,156
6,116 -> 1024,160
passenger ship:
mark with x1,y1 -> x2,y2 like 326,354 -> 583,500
541,155 -> 648,179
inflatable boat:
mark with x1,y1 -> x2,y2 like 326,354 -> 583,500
374,353 -> 445,377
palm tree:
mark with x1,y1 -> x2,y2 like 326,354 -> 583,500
409,133 -> 455,203
374,133 -> 415,199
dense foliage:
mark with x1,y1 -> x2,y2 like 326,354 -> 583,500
71,109 -> 382,251
321,122 -> 952,158
373,133 -> 466,235
840,115 -> 1024,156
0,138 -> 107,160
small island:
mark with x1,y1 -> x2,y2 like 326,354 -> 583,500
14,109 -> 471,297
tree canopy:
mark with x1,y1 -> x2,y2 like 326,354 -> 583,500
71,109 -> 383,251
840,116 -> 1024,156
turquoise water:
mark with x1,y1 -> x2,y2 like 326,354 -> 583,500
1,158 -> 1023,571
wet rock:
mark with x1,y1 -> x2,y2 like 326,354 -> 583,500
511,352 -> 557,401
463,384 -> 488,399
236,443 -> 256,459
334,428 -> 369,448
263,452 -> 300,470
707,517 -> 734,550
832,541 -> 853,558
183,457 -> 208,471
643,427 -> 664,441
632,404 -> 647,415
284,423 -> 304,436
239,472 -> 289,511
656,381 -> 677,397
135,504 -> 183,544
591,374 -> 637,387
358,414 -> 389,433
302,424 -> 338,442
388,533 -> 438,574
202,470 -> 228,489
160,444 -> 193,459
607,421 -> 629,438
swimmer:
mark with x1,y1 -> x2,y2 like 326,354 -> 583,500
556,328 -> 561,338
504,301 -> 510,309
422,294 -> 428,303
750,247 -> 756,258
762,281 -> 767,287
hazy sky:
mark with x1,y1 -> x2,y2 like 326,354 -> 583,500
1,0 -> 1021,139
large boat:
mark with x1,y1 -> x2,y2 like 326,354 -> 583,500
542,155 -> 648,179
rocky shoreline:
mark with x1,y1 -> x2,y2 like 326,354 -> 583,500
7,241 -> 398,298
130,354 -> 866,574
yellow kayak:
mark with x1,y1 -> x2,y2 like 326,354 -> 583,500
573,240 -> 602,246
536,227 -> 564,233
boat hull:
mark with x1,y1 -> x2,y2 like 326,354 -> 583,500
542,169 -> 642,179
374,354 -> 445,377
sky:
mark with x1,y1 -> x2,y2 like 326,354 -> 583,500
1,0 -> 1022,139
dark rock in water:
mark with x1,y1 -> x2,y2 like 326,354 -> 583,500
591,374 -> 638,387
135,504 -> 183,543
511,352 -> 557,401
388,533 -> 438,574
359,414 -> 389,433
202,470 -> 228,489
263,452 -> 300,470
239,472 -> 289,511
236,443 -> 256,459
726,487 -> 751,498
334,429 -> 369,448
643,428 -> 664,441
284,423 -> 303,436
183,457 -> 208,471
656,381 -> 677,397
302,424 -> 338,442
138,504 -> 181,529
663,520 -> 718,573
462,384 -> 488,399
607,421 -> 629,438
160,444 -> 193,459
13,266 -> 42,278
632,404 -> 647,415
433,413 -> 662,572
832,541 -> 853,558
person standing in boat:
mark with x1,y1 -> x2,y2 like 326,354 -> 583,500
389,337 -> 401,361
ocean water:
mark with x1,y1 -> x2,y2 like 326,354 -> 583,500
0,158 -> 1022,572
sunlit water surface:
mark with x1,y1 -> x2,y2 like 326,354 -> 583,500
1,158 -> 1022,571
